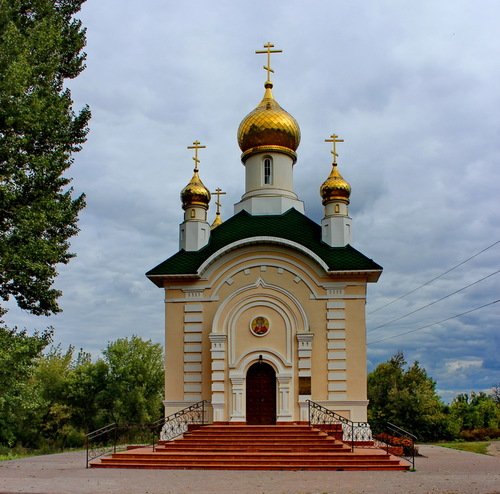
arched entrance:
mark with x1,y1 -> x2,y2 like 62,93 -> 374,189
246,362 -> 276,424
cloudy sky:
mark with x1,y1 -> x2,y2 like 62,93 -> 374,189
5,0 -> 500,402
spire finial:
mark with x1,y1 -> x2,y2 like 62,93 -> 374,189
187,140 -> 206,172
212,187 -> 226,216
211,187 -> 226,229
325,133 -> 344,165
256,42 -> 282,85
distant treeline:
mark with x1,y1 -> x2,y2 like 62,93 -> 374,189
368,352 -> 500,442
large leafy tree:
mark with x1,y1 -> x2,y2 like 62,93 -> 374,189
0,0 -> 90,316
102,336 -> 164,425
368,352 -> 451,441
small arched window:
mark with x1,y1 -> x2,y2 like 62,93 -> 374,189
263,157 -> 273,185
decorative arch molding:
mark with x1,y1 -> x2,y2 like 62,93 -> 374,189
225,293 -> 296,367
231,349 -> 291,378
211,276 -> 309,340
198,237 -> 329,276
207,253 -> 324,301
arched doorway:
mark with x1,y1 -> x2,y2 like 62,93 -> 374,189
246,361 -> 276,424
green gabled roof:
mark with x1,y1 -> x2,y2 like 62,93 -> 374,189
146,209 -> 382,282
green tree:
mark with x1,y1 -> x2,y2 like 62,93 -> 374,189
368,352 -> 451,441
65,350 -> 108,431
0,0 -> 90,316
449,392 -> 500,431
102,336 -> 164,425
0,326 -> 52,446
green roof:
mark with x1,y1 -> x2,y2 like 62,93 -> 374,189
146,209 -> 382,283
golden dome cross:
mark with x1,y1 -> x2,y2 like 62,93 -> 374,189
256,42 -> 282,84
187,140 -> 206,172
325,134 -> 344,165
212,187 -> 226,215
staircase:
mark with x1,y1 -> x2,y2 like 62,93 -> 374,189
90,424 -> 410,471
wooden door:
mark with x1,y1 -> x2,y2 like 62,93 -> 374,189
246,362 -> 276,425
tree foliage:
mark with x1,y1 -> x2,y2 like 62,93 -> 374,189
449,392 -> 500,432
0,0 -> 90,316
0,325 -> 52,446
368,352 -> 451,441
102,336 -> 164,425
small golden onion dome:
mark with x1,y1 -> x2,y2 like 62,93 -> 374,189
320,164 -> 351,205
211,212 -> 222,230
237,82 -> 300,161
180,170 -> 211,209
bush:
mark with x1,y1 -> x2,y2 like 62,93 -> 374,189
459,428 -> 500,441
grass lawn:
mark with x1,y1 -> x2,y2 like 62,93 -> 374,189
437,440 -> 495,455
0,447 -> 82,461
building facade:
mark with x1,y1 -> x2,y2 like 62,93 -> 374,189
147,46 -> 382,425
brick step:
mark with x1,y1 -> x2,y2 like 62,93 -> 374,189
189,429 -> 333,435
160,442 -> 348,450
99,459 -> 401,468
171,436 -> 335,444
183,430 -> 328,436
93,461 -> 407,471
170,436 -> 335,442
187,424 -> 336,430
156,448 -> 348,454
157,444 -> 349,452
108,452 -> 394,462
100,452 -> 401,464
184,427 -> 329,433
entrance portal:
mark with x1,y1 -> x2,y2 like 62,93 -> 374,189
246,362 -> 276,424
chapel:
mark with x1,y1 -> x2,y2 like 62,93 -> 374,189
146,44 -> 382,425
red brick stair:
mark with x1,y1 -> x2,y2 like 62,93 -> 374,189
90,424 -> 409,471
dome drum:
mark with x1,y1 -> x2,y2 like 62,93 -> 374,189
240,145 -> 297,164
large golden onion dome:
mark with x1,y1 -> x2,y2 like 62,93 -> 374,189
237,82 -> 301,162
320,163 -> 351,205
180,170 -> 211,209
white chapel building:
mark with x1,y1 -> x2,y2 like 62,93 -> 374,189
146,45 -> 382,425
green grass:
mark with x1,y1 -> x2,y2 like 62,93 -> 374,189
0,446 -> 82,461
0,449 -> 38,461
437,440 -> 492,455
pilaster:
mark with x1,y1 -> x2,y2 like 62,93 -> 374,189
209,333 -> 227,422
183,303 -> 203,402
326,299 -> 347,401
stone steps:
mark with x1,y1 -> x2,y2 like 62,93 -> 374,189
90,424 -> 409,471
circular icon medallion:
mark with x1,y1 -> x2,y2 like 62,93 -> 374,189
250,316 -> 270,337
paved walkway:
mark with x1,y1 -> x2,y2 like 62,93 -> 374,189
0,445 -> 499,494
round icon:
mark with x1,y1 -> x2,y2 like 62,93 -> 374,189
250,316 -> 270,336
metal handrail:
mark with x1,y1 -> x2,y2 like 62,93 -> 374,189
85,423 -> 117,468
374,422 -> 416,469
151,400 -> 211,449
307,400 -> 373,451
387,421 -> 417,441
307,400 -> 415,469
85,401 -> 212,467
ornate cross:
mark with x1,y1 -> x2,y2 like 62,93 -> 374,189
212,187 -> 226,215
187,140 -> 206,172
325,134 -> 344,165
256,42 -> 282,83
